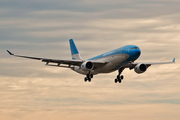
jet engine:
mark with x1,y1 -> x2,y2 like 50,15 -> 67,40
81,61 -> 94,71
134,63 -> 147,74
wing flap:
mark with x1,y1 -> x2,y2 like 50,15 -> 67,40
41,59 -> 83,66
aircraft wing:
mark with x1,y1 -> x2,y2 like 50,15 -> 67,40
123,58 -> 175,69
122,58 -> 175,69
133,58 -> 175,66
7,50 -> 108,68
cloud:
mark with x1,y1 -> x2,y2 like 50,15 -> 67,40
0,104 -> 180,120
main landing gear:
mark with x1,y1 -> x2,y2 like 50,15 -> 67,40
84,73 -> 93,82
115,75 -> 124,83
115,67 -> 125,83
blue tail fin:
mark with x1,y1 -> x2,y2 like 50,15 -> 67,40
173,58 -> 175,63
69,39 -> 82,60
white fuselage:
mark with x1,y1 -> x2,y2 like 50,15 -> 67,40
72,45 -> 141,75
74,54 -> 130,75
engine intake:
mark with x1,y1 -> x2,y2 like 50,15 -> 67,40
134,63 -> 147,74
81,61 -> 94,71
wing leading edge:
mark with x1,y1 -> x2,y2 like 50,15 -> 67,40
120,58 -> 175,69
6,50 -> 107,68
133,58 -> 175,66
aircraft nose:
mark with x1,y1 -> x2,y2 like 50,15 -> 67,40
135,49 -> 141,56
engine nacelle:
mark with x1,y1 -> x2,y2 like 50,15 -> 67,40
134,63 -> 147,74
81,61 -> 94,71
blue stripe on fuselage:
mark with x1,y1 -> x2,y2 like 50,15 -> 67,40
88,45 -> 140,61
111,45 -> 141,70
88,45 -> 141,71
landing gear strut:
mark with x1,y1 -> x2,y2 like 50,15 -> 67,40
84,72 -> 93,82
115,67 -> 125,83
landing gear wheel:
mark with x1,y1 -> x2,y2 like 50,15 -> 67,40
88,78 -> 91,82
84,77 -> 88,82
91,74 -> 93,78
117,75 -> 120,79
114,67 -> 125,83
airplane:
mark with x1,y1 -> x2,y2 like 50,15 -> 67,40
7,39 -> 175,83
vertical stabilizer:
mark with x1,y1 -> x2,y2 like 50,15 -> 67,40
69,39 -> 82,60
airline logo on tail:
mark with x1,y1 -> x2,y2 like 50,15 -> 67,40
69,39 -> 82,60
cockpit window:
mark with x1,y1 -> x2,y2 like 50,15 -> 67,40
131,47 -> 139,50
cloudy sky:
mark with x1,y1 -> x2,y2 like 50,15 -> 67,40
1,0 -> 180,120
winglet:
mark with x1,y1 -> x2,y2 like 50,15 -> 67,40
173,58 -> 175,63
7,50 -> 14,55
